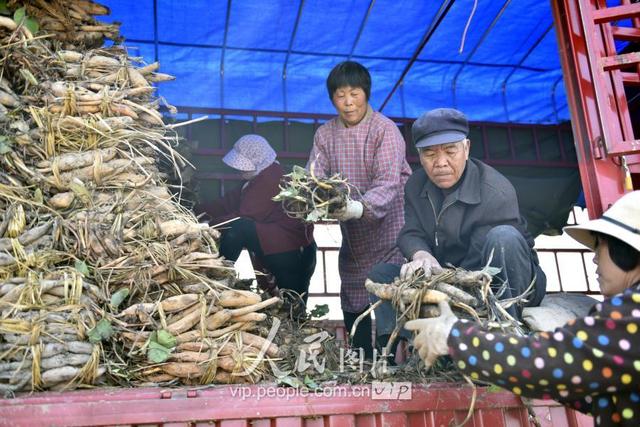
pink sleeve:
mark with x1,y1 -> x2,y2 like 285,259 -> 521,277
361,123 -> 406,222
306,127 -> 330,178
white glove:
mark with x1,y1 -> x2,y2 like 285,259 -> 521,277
399,250 -> 442,280
404,300 -> 458,369
331,200 -> 363,221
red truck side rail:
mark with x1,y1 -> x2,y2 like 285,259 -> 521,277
0,383 -> 592,427
552,0 -> 640,217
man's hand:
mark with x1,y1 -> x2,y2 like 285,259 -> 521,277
330,200 -> 363,221
404,300 -> 458,369
399,250 -> 442,279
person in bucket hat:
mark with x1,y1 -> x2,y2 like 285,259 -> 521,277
564,192 -> 640,296
221,134 -> 276,177
196,135 -> 316,315
405,190 -> 640,426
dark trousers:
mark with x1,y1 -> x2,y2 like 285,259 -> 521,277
219,218 -> 317,302
343,310 -> 373,359
368,225 -> 547,334
482,225 -> 546,317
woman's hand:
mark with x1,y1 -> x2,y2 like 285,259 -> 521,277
404,300 -> 458,369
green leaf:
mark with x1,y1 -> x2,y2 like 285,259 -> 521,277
23,16 -> 38,34
147,341 -> 172,363
309,304 -> 329,319
145,330 -> 176,363
19,68 -> 38,86
74,260 -> 90,276
485,384 -> 504,393
156,329 -> 176,348
110,288 -> 130,310
305,208 -> 325,223
281,188 -> 298,198
292,165 -> 307,174
88,318 -> 113,343
33,188 -> 43,204
277,376 -> 304,388
0,139 -> 12,155
68,179 -> 92,205
13,6 -> 24,24
272,187 -> 299,202
303,375 -> 319,390
0,1 -> 10,15
484,266 -> 501,277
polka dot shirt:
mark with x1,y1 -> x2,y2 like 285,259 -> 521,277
447,282 -> 640,427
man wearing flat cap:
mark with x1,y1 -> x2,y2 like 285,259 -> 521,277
369,108 -> 546,345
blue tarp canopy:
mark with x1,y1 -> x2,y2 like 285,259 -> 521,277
101,0 -> 572,124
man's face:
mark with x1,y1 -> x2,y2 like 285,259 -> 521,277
419,139 -> 470,189
332,86 -> 367,127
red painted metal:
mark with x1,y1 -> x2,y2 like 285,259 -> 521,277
551,0 -> 640,218
182,107 -> 577,175
172,105 -> 580,131
621,72 -> 640,84
0,383 -> 592,427
600,51 -> 640,71
592,2 -> 640,22
611,26 -> 640,41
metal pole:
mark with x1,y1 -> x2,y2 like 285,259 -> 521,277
378,0 -> 456,112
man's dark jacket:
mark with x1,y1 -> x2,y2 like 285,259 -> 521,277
397,158 -> 535,270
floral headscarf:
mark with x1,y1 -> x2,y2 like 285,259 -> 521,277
222,134 -> 277,174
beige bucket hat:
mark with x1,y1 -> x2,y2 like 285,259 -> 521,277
564,190 -> 640,252
222,134 -> 276,173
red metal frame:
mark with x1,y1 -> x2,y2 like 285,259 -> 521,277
176,107 -> 585,297
538,247 -> 595,293
176,106 -> 576,174
0,383 -> 592,427
551,0 -> 640,218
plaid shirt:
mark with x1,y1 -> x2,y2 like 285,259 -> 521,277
308,107 -> 411,312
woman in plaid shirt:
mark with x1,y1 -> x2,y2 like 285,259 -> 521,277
307,61 -> 411,358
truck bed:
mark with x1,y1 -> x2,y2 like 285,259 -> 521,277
0,383 -> 593,426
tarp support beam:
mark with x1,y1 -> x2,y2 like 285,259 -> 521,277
282,0 -> 306,112
378,0 -> 456,112
452,0 -> 512,108
501,23 -> 554,122
348,0 -> 376,60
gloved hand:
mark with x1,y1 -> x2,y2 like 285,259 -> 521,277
399,250 -> 442,280
331,200 -> 364,221
404,300 -> 458,369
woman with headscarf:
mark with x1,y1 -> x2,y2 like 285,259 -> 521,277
197,134 -> 316,311
307,61 -> 411,357
406,190 -> 640,426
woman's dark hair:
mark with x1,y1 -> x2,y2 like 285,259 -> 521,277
595,232 -> 640,271
326,61 -> 371,100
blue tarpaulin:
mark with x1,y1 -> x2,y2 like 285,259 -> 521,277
100,0 -> 572,124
